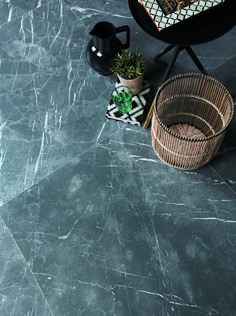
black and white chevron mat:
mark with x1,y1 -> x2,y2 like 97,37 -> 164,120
105,81 -> 151,126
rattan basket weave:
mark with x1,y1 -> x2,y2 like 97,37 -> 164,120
151,73 -> 234,170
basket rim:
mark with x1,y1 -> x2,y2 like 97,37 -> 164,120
153,73 -> 234,143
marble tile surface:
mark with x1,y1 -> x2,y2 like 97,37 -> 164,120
0,0 -> 236,315
1,128 -> 236,315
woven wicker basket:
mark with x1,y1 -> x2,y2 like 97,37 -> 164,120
151,73 -> 234,170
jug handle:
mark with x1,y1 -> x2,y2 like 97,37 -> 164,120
115,25 -> 130,50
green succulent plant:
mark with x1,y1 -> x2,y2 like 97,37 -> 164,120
110,49 -> 145,79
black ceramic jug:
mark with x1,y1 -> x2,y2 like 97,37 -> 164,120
86,21 -> 130,76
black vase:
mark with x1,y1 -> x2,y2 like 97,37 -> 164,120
86,21 -> 130,76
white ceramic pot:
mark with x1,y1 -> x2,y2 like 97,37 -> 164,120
117,72 -> 144,95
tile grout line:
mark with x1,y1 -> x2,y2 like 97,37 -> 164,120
0,121 -> 127,209
0,215 -> 54,316
210,165 -> 236,195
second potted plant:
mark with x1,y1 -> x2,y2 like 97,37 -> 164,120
110,49 -> 145,95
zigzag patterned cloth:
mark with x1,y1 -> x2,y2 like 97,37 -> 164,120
105,81 -> 151,126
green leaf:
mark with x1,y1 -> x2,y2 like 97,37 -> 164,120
110,49 -> 145,79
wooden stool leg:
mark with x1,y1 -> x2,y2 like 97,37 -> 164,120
143,46 -> 181,129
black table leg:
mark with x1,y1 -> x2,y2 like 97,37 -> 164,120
185,46 -> 208,75
153,44 -> 208,76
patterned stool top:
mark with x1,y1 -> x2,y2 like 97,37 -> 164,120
139,0 -> 225,31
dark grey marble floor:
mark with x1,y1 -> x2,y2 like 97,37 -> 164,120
0,0 -> 236,315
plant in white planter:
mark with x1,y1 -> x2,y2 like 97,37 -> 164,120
110,49 -> 145,95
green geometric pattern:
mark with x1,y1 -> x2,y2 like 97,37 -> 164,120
139,0 -> 225,31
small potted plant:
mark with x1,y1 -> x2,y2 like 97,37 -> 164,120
110,49 -> 145,95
